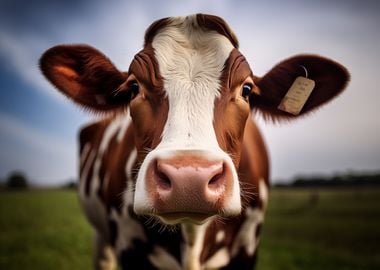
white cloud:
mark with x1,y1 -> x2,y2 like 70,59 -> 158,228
0,113 -> 77,184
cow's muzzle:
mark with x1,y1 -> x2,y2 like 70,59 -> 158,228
143,150 -> 236,224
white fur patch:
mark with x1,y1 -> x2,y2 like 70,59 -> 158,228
94,233 -> 117,270
134,15 -> 241,216
231,207 -> 264,257
110,207 -> 146,255
124,148 -> 137,206
78,113 -> 146,260
117,113 -> 131,142
80,142 -> 91,167
79,149 -> 96,198
182,222 -> 209,270
79,113 -> 132,237
148,246 -> 182,270
203,247 -> 230,269
259,179 -> 269,209
181,223 -> 231,269
78,148 -> 109,237
215,230 -> 225,244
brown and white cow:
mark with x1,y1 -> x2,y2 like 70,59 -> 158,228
40,14 -> 349,270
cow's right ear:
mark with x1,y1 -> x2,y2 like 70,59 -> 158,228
40,44 -> 132,111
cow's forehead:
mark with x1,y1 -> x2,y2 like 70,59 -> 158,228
151,15 -> 235,90
143,15 -> 239,150
144,14 -> 239,49
132,14 -> 242,96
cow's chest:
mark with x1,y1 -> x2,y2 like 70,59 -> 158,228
102,204 -> 263,270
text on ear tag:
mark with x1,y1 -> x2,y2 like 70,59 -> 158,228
277,76 -> 315,115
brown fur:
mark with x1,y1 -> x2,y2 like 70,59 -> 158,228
196,14 -> 239,48
128,46 -> 169,163
40,45 -> 129,112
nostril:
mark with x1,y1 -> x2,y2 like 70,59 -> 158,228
208,171 -> 223,185
155,161 -> 171,190
208,163 -> 225,188
157,170 -> 171,189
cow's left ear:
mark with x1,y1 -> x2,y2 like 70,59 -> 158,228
40,44 -> 132,111
249,55 -> 350,121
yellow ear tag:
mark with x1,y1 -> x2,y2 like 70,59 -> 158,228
277,76 -> 315,115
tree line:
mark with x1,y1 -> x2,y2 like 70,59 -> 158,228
0,172 -> 77,190
275,171 -> 380,188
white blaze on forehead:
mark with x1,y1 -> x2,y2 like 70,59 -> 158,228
152,15 -> 235,149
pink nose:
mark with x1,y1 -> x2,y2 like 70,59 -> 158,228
146,153 -> 233,222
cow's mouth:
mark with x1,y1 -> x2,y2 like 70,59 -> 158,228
157,212 -> 214,225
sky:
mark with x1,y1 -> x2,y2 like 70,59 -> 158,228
0,0 -> 379,185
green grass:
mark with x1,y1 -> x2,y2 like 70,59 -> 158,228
0,188 -> 379,269
0,190 -> 92,270
257,188 -> 380,270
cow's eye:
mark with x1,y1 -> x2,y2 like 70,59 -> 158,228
112,81 -> 140,104
242,84 -> 252,100
128,81 -> 140,98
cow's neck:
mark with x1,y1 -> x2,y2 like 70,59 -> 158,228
181,222 -> 209,270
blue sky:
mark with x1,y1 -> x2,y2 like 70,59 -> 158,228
0,0 -> 379,185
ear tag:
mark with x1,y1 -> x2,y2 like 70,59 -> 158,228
278,66 -> 315,115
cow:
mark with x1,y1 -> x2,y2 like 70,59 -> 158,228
40,14 -> 349,270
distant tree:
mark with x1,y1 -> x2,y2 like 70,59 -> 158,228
63,180 -> 78,189
6,172 -> 28,189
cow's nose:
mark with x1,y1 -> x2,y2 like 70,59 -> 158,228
155,158 -> 226,198
147,154 -> 233,222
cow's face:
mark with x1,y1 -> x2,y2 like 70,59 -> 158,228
128,16 -> 253,223
40,14 -> 349,225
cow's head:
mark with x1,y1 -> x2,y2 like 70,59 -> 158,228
40,14 -> 349,224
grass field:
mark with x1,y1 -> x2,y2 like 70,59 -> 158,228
257,188 -> 380,270
0,190 -> 92,270
0,188 -> 379,270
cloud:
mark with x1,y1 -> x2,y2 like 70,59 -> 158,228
0,31 -> 64,102
0,113 -> 77,184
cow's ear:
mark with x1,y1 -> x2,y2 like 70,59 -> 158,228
40,44 -> 132,111
249,55 -> 349,121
